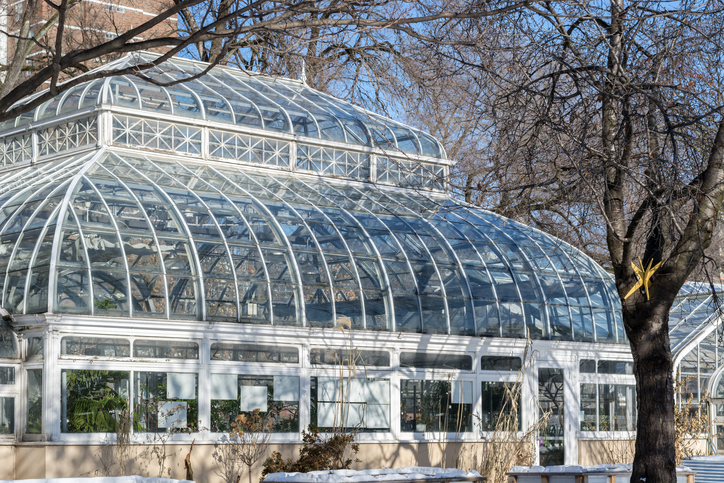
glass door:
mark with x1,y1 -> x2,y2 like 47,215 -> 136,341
539,368 -> 565,465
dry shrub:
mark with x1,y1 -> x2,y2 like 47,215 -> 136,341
473,339 -> 549,483
675,373 -> 710,465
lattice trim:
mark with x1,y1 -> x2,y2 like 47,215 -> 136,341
112,115 -> 201,155
0,133 -> 32,166
38,116 -> 98,157
209,129 -> 290,168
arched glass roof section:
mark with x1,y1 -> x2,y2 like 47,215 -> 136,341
1,53 -> 445,159
0,149 -> 624,342
668,282 -> 724,402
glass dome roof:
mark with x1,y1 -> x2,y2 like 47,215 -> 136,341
0,54 -> 445,159
0,148 -> 624,342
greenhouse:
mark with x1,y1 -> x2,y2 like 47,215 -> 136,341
0,53 -> 719,482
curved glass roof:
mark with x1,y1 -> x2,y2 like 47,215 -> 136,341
0,54 -> 445,159
670,282 -> 724,355
0,149 -> 624,342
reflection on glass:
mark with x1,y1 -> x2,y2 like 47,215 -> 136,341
539,368 -> 564,465
134,372 -> 197,433
480,381 -> 520,431
210,375 -> 299,433
61,337 -> 130,357
26,369 -> 42,434
0,397 -> 13,434
311,376 -> 390,432
400,380 -> 471,433
133,340 -> 199,359
210,343 -> 299,363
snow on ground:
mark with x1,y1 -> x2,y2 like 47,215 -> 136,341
263,467 -> 483,483
0,477 -> 193,483
508,465 -> 694,474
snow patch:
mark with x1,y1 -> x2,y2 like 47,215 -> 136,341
0,478 -> 193,483
508,465 -> 693,475
263,467 -> 483,483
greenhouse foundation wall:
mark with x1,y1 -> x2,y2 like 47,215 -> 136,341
0,440 -> 672,482
0,442 -> 480,481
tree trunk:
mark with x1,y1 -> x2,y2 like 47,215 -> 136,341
627,305 -> 676,483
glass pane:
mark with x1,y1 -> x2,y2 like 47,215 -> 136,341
61,370 -> 129,433
0,397 -> 13,435
92,270 -> 128,315
133,340 -> 199,359
0,367 -> 14,384
210,343 -> 299,363
55,268 -> 91,314
270,283 -> 299,326
26,337 -> 43,361
475,300 -> 500,337
593,309 -> 616,343
500,302 -> 525,338
26,268 -> 50,314
524,302 -> 547,340
311,377 -> 390,432
26,369 -> 42,434
480,356 -> 522,371
167,276 -> 198,319
598,360 -> 633,375
0,326 -> 18,358
130,272 -> 166,317
480,381 -> 520,431
211,375 -> 299,433
310,348 -> 390,367
489,269 -> 519,301
548,305 -> 572,340
580,384 -> 597,430
399,380 -> 471,433
61,337 -> 130,357
400,352 -> 472,370
420,295 -> 447,334
205,277 -> 237,322
238,281 -> 271,324
134,372 -> 198,432
538,368 -> 564,465
579,360 -> 596,373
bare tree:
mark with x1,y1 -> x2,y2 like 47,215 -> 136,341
398,1 -> 724,482
0,0 -> 532,122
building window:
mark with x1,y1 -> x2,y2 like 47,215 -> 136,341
0,397 -> 13,435
310,377 -> 390,432
210,375 -> 299,433
480,381 -> 520,431
480,356 -> 522,372
134,372 -> 197,432
61,337 -> 130,357
579,358 -> 633,375
580,383 -> 636,431
26,369 -> 42,433
26,337 -> 43,361
61,370 -> 129,433
399,352 -> 472,370
210,343 -> 299,363
400,380 -> 472,433
310,348 -> 390,367
133,340 -> 198,359
0,367 -> 14,385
